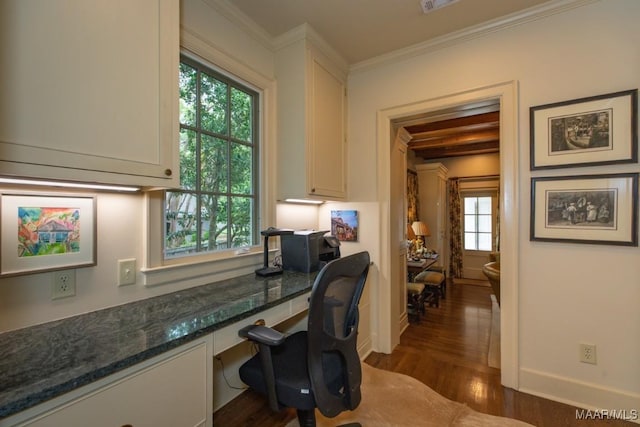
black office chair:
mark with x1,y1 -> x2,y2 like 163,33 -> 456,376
238,251 -> 370,427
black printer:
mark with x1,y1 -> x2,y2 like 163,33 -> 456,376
280,231 -> 341,273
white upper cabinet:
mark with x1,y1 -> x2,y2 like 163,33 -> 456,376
0,0 -> 179,188
276,28 -> 348,201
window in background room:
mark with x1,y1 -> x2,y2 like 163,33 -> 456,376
463,196 -> 492,251
165,55 -> 259,259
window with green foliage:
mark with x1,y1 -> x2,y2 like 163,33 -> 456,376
463,196 -> 492,251
165,55 -> 259,259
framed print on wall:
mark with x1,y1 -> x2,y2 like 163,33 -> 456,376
331,210 -> 358,242
530,173 -> 638,246
0,193 -> 97,276
530,89 -> 637,170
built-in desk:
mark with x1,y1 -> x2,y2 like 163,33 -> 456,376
0,270 -> 317,425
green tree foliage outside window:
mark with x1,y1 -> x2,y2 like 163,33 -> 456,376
165,56 -> 258,258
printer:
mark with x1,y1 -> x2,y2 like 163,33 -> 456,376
280,230 -> 341,273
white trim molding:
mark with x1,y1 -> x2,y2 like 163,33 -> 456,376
351,0 -> 598,73
376,80 -> 520,389
520,368 -> 640,424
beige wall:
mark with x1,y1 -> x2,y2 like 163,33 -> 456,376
1,0 -> 638,416
348,0 -> 639,412
0,0 -> 278,332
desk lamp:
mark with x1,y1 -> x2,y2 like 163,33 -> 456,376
255,228 -> 294,277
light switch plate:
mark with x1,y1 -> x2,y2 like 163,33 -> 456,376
118,259 -> 137,286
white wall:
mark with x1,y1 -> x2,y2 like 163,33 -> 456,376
348,0 -> 639,413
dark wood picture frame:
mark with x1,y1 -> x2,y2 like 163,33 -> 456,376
530,89 -> 637,170
530,173 -> 638,246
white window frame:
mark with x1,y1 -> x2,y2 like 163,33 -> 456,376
141,39 -> 276,287
462,194 -> 494,252
165,54 -> 259,259
459,181 -> 499,255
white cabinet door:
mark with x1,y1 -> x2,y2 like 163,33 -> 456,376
0,0 -> 179,188
307,51 -> 347,199
276,34 -> 347,201
21,341 -> 210,427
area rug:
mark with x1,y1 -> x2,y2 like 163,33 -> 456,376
285,363 -> 532,426
488,294 -> 501,369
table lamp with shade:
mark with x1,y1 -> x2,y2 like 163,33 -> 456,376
407,222 -> 417,257
411,221 -> 430,252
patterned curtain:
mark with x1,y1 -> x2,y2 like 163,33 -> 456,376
407,170 -> 419,224
448,178 -> 463,278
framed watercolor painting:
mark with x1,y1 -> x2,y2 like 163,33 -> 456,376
0,193 -> 97,276
530,173 -> 638,246
530,89 -> 637,170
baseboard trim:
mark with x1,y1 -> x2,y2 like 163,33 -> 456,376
358,336 -> 373,360
520,368 -> 640,424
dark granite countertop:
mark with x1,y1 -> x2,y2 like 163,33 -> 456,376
0,270 -> 317,419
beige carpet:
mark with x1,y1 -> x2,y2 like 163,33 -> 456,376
285,363 -> 532,427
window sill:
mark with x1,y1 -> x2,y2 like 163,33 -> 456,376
141,247 -> 269,287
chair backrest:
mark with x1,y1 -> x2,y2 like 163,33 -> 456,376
306,251 -> 370,418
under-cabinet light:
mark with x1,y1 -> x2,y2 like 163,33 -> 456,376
0,178 -> 140,192
283,198 -> 324,205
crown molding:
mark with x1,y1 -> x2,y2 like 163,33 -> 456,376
203,0 -> 348,73
200,0 -> 598,77
273,23 -> 349,73
350,0 -> 599,74
201,0 -> 274,52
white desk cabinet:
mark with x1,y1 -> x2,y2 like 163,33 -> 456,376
276,29 -> 348,201
0,0 -> 179,188
5,339 -> 212,427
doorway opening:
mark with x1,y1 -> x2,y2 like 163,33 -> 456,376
376,81 -> 519,388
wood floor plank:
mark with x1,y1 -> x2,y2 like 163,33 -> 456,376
213,281 -> 635,426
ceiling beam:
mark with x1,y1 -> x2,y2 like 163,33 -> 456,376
412,140 -> 500,159
409,128 -> 499,149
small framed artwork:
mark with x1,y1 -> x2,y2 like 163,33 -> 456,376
530,173 -> 638,246
530,89 -> 637,170
0,193 -> 97,276
331,210 -> 358,242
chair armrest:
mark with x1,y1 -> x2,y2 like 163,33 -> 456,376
238,324 -> 286,346
238,324 -> 285,412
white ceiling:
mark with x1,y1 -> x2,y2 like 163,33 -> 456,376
228,0 -> 553,65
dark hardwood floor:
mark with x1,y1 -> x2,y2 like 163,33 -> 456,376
214,281 -> 635,426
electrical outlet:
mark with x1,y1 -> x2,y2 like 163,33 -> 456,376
579,343 -> 597,364
52,270 -> 76,300
118,258 -> 137,286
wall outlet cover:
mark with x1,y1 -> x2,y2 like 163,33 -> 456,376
52,270 -> 76,300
